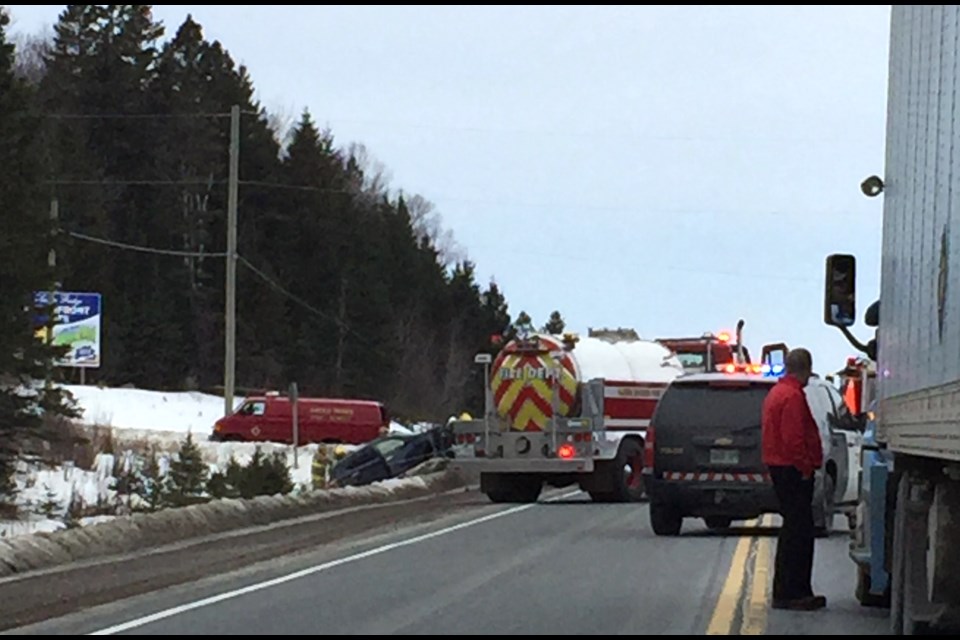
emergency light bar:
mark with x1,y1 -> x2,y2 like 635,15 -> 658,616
716,362 -> 785,377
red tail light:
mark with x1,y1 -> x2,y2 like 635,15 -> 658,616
558,443 -> 576,459
644,426 -> 656,469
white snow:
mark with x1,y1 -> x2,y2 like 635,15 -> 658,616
61,384 -> 243,435
1,383 -> 441,541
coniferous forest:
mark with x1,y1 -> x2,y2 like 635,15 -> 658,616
0,4 -> 517,441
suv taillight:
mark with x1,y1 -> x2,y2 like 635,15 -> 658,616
644,425 -> 656,470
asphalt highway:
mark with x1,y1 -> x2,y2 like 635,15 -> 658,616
2,488 -> 890,635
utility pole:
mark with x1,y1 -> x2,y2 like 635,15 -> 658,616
224,104 -> 240,417
44,198 -> 59,392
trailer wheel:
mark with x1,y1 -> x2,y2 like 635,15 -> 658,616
612,439 -> 646,502
890,473 -> 934,635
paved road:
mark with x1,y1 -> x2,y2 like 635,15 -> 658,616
4,489 -> 890,635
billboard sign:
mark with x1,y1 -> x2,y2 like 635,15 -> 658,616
33,291 -> 102,368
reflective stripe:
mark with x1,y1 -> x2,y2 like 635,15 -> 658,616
662,471 -> 772,483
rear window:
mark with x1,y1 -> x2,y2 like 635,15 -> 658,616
653,382 -> 773,430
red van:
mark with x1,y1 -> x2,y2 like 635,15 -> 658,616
211,392 -> 389,445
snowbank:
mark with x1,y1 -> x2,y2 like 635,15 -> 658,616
62,385 -> 241,434
0,470 -> 469,577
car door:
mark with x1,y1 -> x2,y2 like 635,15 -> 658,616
821,383 -> 856,504
826,383 -> 864,504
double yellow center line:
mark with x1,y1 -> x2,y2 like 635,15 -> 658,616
706,514 -> 775,635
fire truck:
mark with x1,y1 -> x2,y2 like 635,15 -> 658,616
656,319 -> 753,374
451,329 -> 684,502
450,328 -> 685,503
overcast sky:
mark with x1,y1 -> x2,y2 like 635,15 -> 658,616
5,5 -> 892,375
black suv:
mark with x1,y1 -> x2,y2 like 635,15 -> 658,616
645,372 -> 779,536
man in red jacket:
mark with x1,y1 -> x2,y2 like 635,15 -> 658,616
762,347 -> 826,611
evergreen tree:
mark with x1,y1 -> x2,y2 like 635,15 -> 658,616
164,432 -> 209,506
207,454 -> 244,499
543,311 -> 566,334
0,5 -> 518,427
0,7 -> 79,507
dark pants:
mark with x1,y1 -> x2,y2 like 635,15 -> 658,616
769,465 -> 815,602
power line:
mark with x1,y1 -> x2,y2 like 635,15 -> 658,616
66,230 -> 228,258
34,110 -> 261,120
64,225 -> 393,362
46,178 -> 225,186
237,255 -> 390,361
46,177 -> 875,219
238,180 -> 356,194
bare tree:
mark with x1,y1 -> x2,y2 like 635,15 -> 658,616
439,313 -> 474,416
265,102 -> 298,156
12,28 -> 52,85
346,141 -> 392,207
406,193 -> 466,267
389,305 -> 441,420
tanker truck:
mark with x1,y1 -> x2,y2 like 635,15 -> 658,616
450,327 -> 687,503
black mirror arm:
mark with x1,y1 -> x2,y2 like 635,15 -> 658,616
839,325 -> 872,357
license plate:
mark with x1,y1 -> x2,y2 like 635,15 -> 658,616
710,449 -> 739,465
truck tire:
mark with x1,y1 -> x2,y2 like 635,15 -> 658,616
890,473 -> 933,635
482,473 -> 542,504
650,503 -> 682,536
890,475 -> 906,634
855,565 -> 890,608
587,439 -> 645,503
704,516 -> 732,530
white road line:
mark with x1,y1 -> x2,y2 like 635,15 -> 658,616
88,489 -> 583,635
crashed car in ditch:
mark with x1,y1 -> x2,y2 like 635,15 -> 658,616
328,425 -> 455,488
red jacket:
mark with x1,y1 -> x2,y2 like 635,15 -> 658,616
761,374 -> 823,478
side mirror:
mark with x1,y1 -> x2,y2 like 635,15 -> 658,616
865,299 -> 879,328
761,342 -> 789,367
824,254 -> 857,327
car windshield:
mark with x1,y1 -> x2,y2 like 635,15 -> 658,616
654,382 -> 773,430
239,401 -> 266,416
675,352 -> 706,370
373,438 -> 408,457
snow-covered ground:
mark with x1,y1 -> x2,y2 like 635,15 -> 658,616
62,384 -> 244,436
1,384 -> 444,540
60,383 -> 430,446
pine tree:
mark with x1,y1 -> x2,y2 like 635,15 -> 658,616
514,311 -> 535,339
0,7 -> 79,509
141,447 -> 165,512
264,452 -> 294,496
207,454 -> 243,499
164,433 -> 209,507
543,311 -> 566,334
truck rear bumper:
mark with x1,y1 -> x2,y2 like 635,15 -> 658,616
451,457 -> 595,474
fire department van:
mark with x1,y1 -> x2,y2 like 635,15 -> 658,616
210,392 -> 388,445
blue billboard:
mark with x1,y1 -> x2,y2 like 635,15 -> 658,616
33,291 -> 102,368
